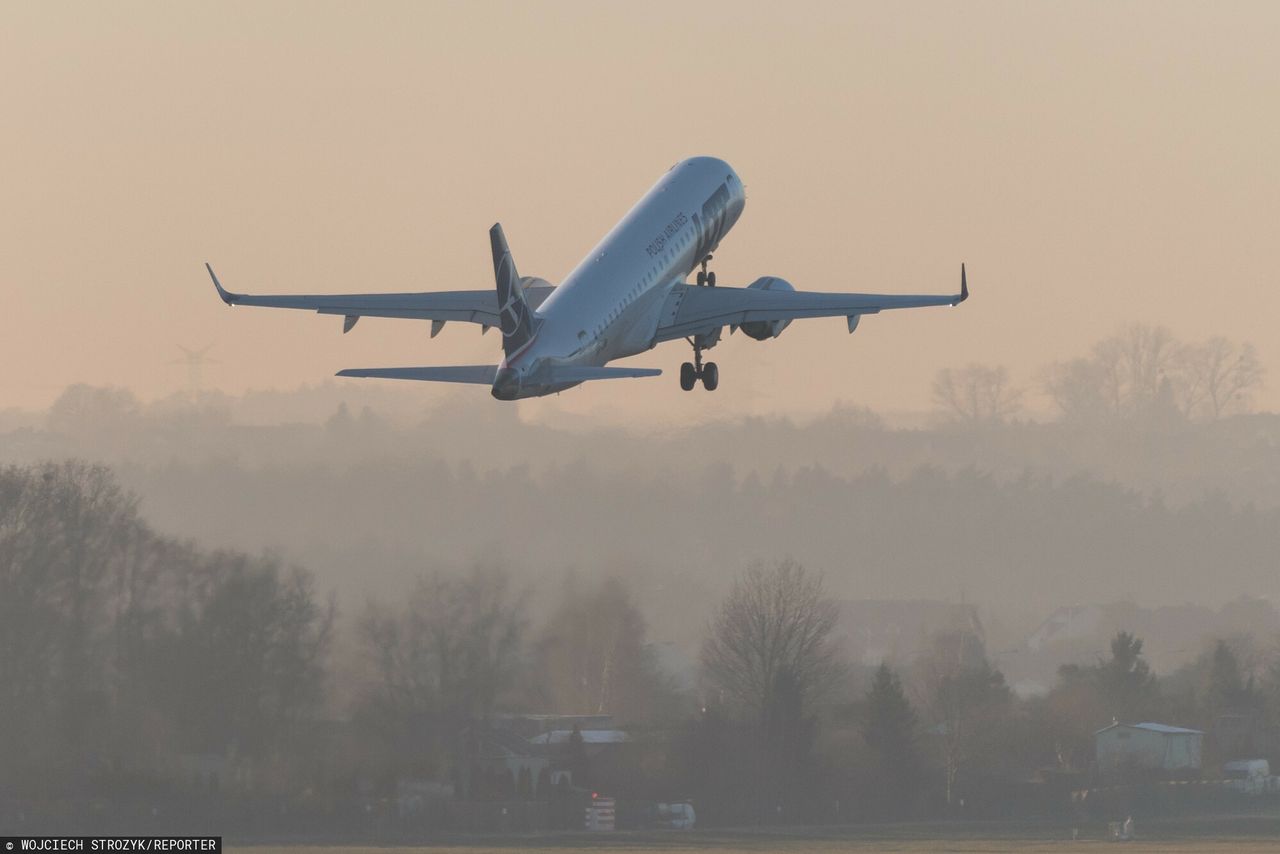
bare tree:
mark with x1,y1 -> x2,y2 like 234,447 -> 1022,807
45,384 -> 141,437
0,461 -> 335,794
535,575 -> 675,721
1044,324 -> 1182,423
1045,325 -> 1264,424
161,551 -> 334,761
701,559 -> 842,820
0,461 -> 146,773
932,364 -> 1023,425
915,626 -> 1010,808
356,565 -> 527,779
1042,357 -> 1109,423
1175,337 -> 1264,420
701,559 -> 841,722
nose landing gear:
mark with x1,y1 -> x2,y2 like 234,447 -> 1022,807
680,338 -> 719,391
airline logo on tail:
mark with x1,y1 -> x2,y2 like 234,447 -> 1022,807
489,223 -> 538,358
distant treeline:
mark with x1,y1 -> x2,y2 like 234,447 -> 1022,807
0,324 -> 1273,507
118,455 -> 1280,619
2,378 -> 1279,626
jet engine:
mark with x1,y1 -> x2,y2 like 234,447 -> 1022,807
740,277 -> 795,340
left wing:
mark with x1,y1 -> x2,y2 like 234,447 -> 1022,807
654,265 -> 968,343
205,263 -> 554,333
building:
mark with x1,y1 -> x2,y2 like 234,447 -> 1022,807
462,728 -> 560,800
529,727 -> 628,757
461,714 -> 621,800
492,714 -> 613,740
1095,722 -> 1203,780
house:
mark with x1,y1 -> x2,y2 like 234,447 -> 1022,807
1095,722 -> 1203,780
459,728 -> 556,800
492,714 -> 613,740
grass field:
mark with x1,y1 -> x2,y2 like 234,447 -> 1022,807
227,816 -> 1280,853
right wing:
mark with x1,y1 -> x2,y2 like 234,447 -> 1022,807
653,266 -> 968,343
204,263 -> 553,333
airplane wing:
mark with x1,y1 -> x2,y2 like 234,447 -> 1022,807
204,263 -> 553,333
334,364 -> 661,384
336,365 -> 499,384
653,265 -> 968,343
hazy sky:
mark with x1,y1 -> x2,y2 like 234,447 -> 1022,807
4,1 -> 1278,423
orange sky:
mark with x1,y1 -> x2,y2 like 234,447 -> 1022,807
3,1 -> 1278,424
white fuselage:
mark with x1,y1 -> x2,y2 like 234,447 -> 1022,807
494,156 -> 746,398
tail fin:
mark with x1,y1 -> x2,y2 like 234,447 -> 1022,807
490,223 -> 538,357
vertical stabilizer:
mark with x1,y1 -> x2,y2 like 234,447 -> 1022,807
490,223 -> 537,357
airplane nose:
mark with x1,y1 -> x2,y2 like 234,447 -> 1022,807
491,367 -> 520,400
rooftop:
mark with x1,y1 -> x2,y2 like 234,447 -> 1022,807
529,729 -> 629,745
1095,721 -> 1204,735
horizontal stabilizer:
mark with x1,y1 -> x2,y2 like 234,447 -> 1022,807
336,365 -> 498,384
550,366 -> 662,382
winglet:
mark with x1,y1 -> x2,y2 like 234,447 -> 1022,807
205,262 -> 240,305
954,263 -> 969,305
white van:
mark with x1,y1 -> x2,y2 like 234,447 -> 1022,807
1224,759 -> 1270,795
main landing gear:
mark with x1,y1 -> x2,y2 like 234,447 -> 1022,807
695,255 -> 716,287
680,339 -> 719,391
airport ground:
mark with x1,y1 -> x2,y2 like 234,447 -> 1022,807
229,815 -> 1280,852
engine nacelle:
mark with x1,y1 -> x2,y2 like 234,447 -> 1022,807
740,277 -> 795,341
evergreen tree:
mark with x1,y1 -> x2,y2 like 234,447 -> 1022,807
861,663 -> 920,815
763,667 -> 814,821
1208,640 -> 1259,713
1097,631 -> 1157,721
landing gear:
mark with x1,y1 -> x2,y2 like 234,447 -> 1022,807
696,255 -> 716,287
702,362 -> 719,391
680,339 -> 720,391
680,361 -> 697,391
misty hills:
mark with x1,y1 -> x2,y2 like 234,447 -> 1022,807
7,380 -> 1280,499
2,384 -> 1278,638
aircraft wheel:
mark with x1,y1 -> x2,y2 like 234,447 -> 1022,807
702,362 -> 719,391
706,271 -> 716,287
696,271 -> 706,286
680,362 -> 697,391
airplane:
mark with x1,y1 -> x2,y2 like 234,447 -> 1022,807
206,156 -> 967,399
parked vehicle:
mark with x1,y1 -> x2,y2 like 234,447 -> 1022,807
1223,759 -> 1270,795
